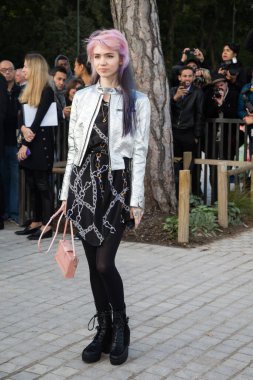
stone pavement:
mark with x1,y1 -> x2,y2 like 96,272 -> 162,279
1,222 -> 253,380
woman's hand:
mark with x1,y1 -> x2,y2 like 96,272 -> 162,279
63,106 -> 71,119
130,207 -> 143,229
21,125 -> 35,143
194,48 -> 204,63
17,145 -> 28,161
59,200 -> 67,214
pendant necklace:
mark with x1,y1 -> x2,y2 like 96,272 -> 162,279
102,101 -> 109,123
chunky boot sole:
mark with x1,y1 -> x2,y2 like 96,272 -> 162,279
110,345 -> 128,365
82,350 -> 102,363
82,343 -> 111,363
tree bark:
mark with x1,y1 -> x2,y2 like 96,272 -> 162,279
110,0 -> 176,212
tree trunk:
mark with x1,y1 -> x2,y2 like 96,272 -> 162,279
110,0 -> 176,213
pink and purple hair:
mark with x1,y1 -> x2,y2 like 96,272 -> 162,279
87,29 -> 130,82
86,29 -> 136,135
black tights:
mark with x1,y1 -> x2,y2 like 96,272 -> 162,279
82,226 -> 125,313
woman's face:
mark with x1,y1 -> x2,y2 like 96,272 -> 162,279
222,45 -> 236,61
93,44 -> 121,84
22,60 -> 31,80
74,60 -> 83,78
69,84 -> 82,100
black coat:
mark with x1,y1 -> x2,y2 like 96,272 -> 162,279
0,74 -> 7,156
19,85 -> 55,171
4,83 -> 21,146
203,85 -> 240,160
170,85 -> 204,137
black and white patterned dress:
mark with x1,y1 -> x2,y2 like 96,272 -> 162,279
66,100 -> 131,246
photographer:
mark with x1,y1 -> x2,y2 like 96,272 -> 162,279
194,67 -> 212,90
238,69 -> 253,156
170,47 -> 205,87
170,66 -> 204,196
204,73 -> 241,200
217,43 -> 247,90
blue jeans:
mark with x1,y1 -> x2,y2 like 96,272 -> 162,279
0,146 -> 19,222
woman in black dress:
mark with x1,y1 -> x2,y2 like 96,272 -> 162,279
60,29 -> 150,365
16,53 -> 55,240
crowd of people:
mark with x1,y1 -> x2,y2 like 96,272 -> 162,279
0,41 -> 253,230
0,52 -> 91,230
170,42 -> 253,198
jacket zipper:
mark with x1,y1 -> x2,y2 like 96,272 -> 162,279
108,97 -> 112,170
79,95 -> 103,164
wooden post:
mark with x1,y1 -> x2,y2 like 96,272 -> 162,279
218,162 -> 228,228
178,170 -> 190,243
183,151 -> 192,170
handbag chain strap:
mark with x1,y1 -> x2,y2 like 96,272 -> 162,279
38,208 -> 76,256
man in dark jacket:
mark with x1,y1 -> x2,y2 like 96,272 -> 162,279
203,73 -> 240,201
0,73 -> 7,229
0,60 -> 21,224
204,73 -> 240,160
170,66 -> 204,195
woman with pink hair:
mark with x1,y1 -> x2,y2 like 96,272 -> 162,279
60,29 -> 150,365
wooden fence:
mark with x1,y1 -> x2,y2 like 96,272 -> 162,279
177,154 -> 253,243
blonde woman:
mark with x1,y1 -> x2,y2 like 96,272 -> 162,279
16,53 -> 54,240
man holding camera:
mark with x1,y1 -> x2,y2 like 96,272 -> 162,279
204,73 -> 240,201
170,66 -> 204,196
204,73 -> 239,159
170,47 -> 205,87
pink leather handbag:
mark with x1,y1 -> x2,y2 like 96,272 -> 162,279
38,209 -> 79,278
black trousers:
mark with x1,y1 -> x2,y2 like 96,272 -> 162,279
25,169 -> 53,225
82,225 -> 125,313
173,128 -> 200,196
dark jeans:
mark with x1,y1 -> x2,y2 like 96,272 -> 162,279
0,146 -> 19,222
0,169 -> 4,221
25,169 -> 53,225
82,225 -> 125,313
173,128 -> 200,196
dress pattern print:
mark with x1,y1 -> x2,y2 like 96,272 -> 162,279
66,100 -> 131,246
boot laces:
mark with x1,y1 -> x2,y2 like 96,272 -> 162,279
88,313 -> 98,331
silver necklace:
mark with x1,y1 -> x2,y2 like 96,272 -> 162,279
101,101 -> 109,123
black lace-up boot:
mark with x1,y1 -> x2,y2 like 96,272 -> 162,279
82,310 -> 112,363
110,310 -> 130,365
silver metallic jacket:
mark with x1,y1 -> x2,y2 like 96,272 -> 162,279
60,83 -> 151,209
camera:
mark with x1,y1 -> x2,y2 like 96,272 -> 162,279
180,81 -> 187,88
213,88 -> 222,99
219,58 -> 239,75
194,76 -> 205,86
185,48 -> 196,59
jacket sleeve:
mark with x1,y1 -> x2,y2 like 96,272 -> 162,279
130,95 -> 151,209
237,85 -> 250,119
60,92 -> 79,201
219,89 -> 238,118
237,91 -> 247,119
194,89 -> 204,137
